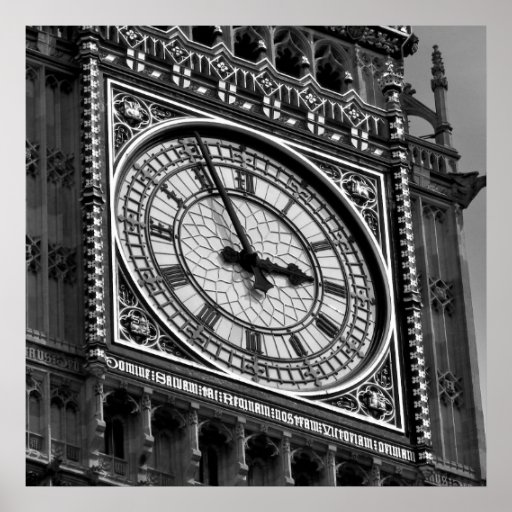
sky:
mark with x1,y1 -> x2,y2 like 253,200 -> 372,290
403,26 -> 487,415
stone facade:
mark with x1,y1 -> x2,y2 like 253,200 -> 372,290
25,25 -> 485,486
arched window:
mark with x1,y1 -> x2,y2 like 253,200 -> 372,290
336,461 -> 369,486
50,398 -> 80,462
274,28 -> 310,78
192,26 -> 218,47
101,388 -> 139,477
27,390 -> 43,451
248,459 -> 266,486
154,431 -> 172,473
197,420 -> 232,486
65,403 -> 78,447
149,404 -> 185,484
381,474 -> 407,486
246,433 -> 279,486
104,417 -> 125,460
199,445 -> 219,486
50,398 -> 64,441
233,26 -> 268,62
291,449 -> 324,486
314,43 -> 347,93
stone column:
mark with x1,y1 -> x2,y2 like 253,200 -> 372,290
369,458 -> 382,486
232,417 -> 249,485
184,403 -> 201,485
85,370 -> 106,472
325,445 -> 337,486
137,388 -> 154,484
280,431 -> 294,486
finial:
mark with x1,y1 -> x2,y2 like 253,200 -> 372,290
431,45 -> 448,91
378,57 -> 404,103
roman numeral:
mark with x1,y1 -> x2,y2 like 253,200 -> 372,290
311,240 -> 331,252
196,303 -> 221,330
192,165 -> 213,190
316,312 -> 339,339
160,183 -> 184,206
246,330 -> 263,354
161,265 -> 188,288
149,219 -> 174,242
324,280 -> 347,298
289,334 -> 308,358
234,170 -> 255,194
282,198 -> 295,215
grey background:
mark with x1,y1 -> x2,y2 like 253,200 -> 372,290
3,0 -> 508,509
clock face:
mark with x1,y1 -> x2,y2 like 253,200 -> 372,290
114,123 -> 391,395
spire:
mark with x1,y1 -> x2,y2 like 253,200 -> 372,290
430,45 -> 452,147
431,45 -> 448,91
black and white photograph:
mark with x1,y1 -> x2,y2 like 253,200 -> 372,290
6,0 -> 512,508
23,23 -> 487,489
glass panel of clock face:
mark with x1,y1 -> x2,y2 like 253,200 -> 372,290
114,130 -> 381,393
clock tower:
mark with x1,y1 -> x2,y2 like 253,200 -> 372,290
26,25 -> 486,486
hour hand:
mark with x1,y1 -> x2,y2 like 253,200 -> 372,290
221,246 -> 313,287
256,257 -> 314,286
221,246 -> 274,294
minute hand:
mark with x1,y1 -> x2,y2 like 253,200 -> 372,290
193,132 -> 273,294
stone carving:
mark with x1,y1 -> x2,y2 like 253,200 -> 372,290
429,277 -> 454,315
450,172 -> 486,209
26,235 -> 42,273
48,243 -> 77,283
26,140 -> 39,177
46,147 -> 75,187
437,369 -> 463,408
326,355 -> 397,426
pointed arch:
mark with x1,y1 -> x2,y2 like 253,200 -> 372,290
291,447 -> 325,486
336,460 -> 370,486
273,27 -> 311,78
233,26 -> 270,62
314,40 -> 350,94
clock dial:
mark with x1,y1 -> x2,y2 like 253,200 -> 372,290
114,124 -> 390,395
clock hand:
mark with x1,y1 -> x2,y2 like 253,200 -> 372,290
221,246 -> 314,287
193,133 -> 274,294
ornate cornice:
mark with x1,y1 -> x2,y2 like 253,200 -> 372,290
315,26 -> 415,58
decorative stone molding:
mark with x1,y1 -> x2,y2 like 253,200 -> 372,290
26,139 -> 39,177
48,243 -> 77,283
429,277 -> 454,315
98,26 -> 389,147
378,58 -> 432,463
437,369 -> 463,408
46,147 -> 75,187
78,27 -> 108,365
26,235 -> 42,273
